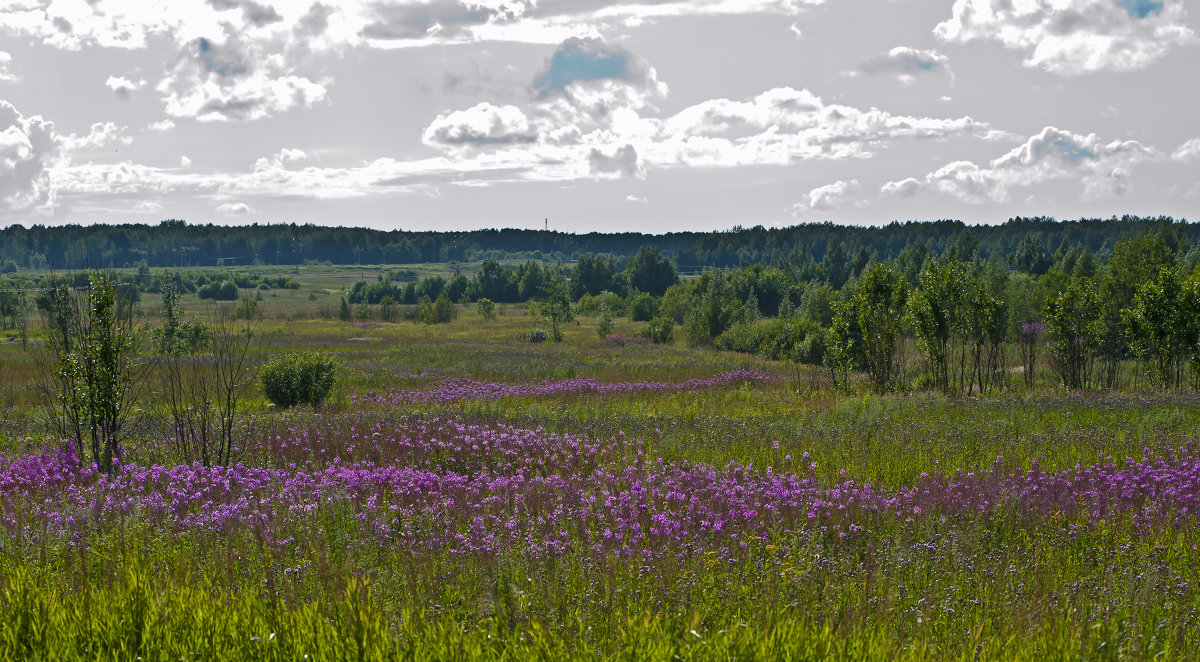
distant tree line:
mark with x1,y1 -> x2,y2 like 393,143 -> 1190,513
1,216 -> 1196,272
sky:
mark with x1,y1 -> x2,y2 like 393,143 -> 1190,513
1,0 -> 1199,233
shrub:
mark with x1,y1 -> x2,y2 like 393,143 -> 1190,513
379,295 -> 400,322
629,292 -> 659,322
639,317 -> 674,344
259,352 -> 338,408
526,328 -> 549,343
420,294 -> 455,324
477,297 -> 496,320
595,302 -> 614,340
197,280 -> 239,301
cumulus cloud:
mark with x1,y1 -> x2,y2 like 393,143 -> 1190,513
588,144 -> 642,178
935,0 -> 1195,74
422,103 -> 537,147
59,122 -> 133,153
276,148 -> 307,162
531,37 -> 668,125
217,201 -> 256,216
882,126 -> 1156,203
416,39 -> 996,191
854,47 -> 952,84
656,87 -> 994,166
106,76 -> 147,98
157,36 -> 328,121
0,51 -> 17,82
0,101 -> 58,211
790,179 -> 862,215
1172,137 -> 1200,162
146,119 -> 177,132
134,201 -> 163,212
360,0 -> 535,42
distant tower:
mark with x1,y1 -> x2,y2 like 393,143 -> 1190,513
544,218 -> 549,231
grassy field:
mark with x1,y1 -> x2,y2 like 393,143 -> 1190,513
1,282 -> 1199,659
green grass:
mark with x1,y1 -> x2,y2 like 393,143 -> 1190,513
3,299 -> 1200,659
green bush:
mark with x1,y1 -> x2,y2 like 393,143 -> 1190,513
526,328 -> 549,343
715,317 -> 826,364
259,351 -> 338,408
639,317 -> 674,344
197,280 -> 238,300
629,292 -> 659,322
420,294 -> 455,324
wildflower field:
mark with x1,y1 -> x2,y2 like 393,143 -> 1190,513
1,309 -> 1199,660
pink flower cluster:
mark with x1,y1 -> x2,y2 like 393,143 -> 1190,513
352,369 -> 768,406
1,421 -> 1197,563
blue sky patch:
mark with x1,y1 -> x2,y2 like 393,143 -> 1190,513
1117,0 -> 1164,19
533,39 -> 631,98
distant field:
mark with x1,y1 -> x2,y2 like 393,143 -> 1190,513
0,273 -> 1198,659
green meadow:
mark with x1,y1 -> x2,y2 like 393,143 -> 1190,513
0,266 -> 1197,660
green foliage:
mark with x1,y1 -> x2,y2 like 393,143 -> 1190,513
420,294 -> 455,325
682,272 -> 744,343
906,258 -> 963,393
259,352 -> 338,408
338,296 -> 351,322
626,245 -> 679,297
1044,276 -> 1103,389
235,295 -> 261,321
1095,233 -> 1178,387
526,328 -> 549,343
715,317 -> 826,364
476,297 -> 496,321
628,292 -> 659,322
197,280 -> 239,300
594,301 -> 614,340
379,295 -> 400,322
850,263 -> 908,393
537,271 -> 573,342
1123,268 -> 1199,388
638,316 -> 675,344
43,272 -> 144,473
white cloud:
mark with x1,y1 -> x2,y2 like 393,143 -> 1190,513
882,126 -> 1157,203
106,76 -> 147,98
790,179 -> 862,215
146,119 -> 177,132
180,155 -> 192,168
134,201 -> 163,212
217,201 -> 256,216
625,194 -> 648,203
1172,137 -> 1200,162
59,122 -> 133,153
935,0 -> 1196,75
880,177 -> 923,198
422,103 -> 536,147
588,144 -> 642,178
157,36 -> 328,121
0,51 -> 17,82
276,148 -> 307,162
412,35 -> 996,193
0,101 -> 58,211
854,47 -> 952,85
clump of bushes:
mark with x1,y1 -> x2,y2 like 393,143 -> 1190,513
638,317 -> 674,344
259,351 -> 339,408
198,280 -> 239,301
526,328 -> 549,343
420,294 -> 455,325
715,317 -> 826,364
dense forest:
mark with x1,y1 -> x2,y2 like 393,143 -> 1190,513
0,215 -> 1195,272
